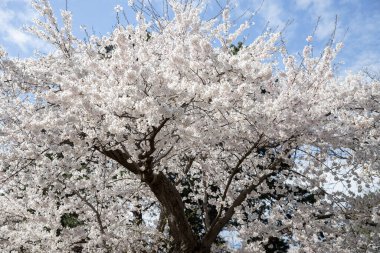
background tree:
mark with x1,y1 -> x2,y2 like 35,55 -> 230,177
0,0 -> 379,252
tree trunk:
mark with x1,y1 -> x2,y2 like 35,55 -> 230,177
102,149 -> 205,251
144,171 -> 199,252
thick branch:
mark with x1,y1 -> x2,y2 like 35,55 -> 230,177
140,117 -> 170,159
202,168 -> 278,247
100,148 -> 141,175
100,118 -> 198,252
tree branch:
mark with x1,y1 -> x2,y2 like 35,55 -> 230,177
99,118 -> 198,252
221,134 -> 264,201
202,162 -> 280,248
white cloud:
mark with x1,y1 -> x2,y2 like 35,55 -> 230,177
293,0 -> 341,41
292,0 -> 380,72
0,0 -> 50,56
343,12 -> 380,71
354,52 -> 380,72
294,0 -> 313,9
294,0 -> 332,11
261,1 -> 286,28
253,0 -> 288,29
6,28 -> 32,52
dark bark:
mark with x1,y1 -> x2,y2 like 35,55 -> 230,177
100,148 -> 199,252
98,121 -> 284,252
101,145 -> 283,252
143,171 -> 198,252
156,206 -> 167,232
201,171 -> 277,248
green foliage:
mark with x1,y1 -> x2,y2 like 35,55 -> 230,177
230,42 -> 243,55
60,212 -> 84,228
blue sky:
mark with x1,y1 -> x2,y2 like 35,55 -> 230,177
1,0 -> 379,73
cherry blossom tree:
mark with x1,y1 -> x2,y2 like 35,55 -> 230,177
0,0 -> 379,252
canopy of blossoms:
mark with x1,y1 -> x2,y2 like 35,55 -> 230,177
0,0 -> 379,252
